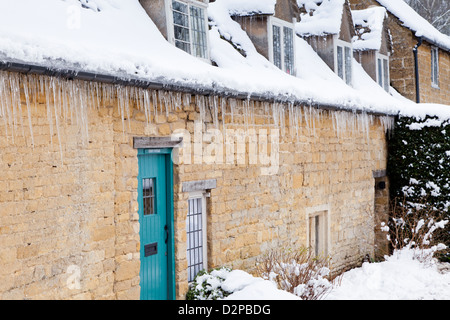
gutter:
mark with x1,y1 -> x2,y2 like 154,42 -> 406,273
0,60 -> 397,118
413,36 -> 423,103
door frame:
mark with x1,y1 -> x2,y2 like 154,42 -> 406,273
137,147 -> 175,300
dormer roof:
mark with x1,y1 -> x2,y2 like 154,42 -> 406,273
352,6 -> 392,53
296,0 -> 355,39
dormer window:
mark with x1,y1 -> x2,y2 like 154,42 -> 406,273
270,17 -> 296,75
170,0 -> 209,60
376,53 -> 390,92
139,0 -> 210,61
335,39 -> 352,86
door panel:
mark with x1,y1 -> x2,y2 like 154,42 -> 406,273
138,152 -> 168,300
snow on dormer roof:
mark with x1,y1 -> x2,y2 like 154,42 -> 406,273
296,0 -> 346,36
352,6 -> 387,51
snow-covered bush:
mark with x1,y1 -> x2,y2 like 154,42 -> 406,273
388,115 -> 450,261
382,198 -> 448,262
186,267 -> 232,300
255,247 -> 336,300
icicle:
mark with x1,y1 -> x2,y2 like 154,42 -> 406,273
220,96 -> 227,133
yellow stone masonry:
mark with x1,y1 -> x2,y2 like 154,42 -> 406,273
0,73 -> 390,300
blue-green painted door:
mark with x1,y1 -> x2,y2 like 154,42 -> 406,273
138,150 -> 171,300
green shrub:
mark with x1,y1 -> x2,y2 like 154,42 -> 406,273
387,115 -> 450,260
186,267 -> 232,300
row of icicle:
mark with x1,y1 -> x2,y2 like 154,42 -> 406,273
0,70 -> 394,151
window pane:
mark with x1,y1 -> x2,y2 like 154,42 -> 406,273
383,58 -> 389,92
315,215 -> 320,257
142,178 -> 155,215
344,46 -> 352,85
337,46 -> 343,80
431,48 -> 439,85
174,25 -> 190,42
283,26 -> 294,75
187,197 -> 204,282
172,1 -> 190,54
377,58 -> 383,87
172,0 -> 188,14
190,6 -> 208,59
173,11 -> 189,27
273,25 -> 282,70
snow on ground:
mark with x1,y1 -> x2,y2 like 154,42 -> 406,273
221,248 -> 450,300
324,248 -> 450,300
221,270 -> 301,300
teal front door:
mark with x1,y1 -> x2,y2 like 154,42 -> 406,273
138,149 -> 174,300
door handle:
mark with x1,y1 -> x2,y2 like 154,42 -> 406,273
164,225 -> 168,244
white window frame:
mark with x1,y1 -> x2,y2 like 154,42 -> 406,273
267,16 -> 297,76
306,205 -> 330,258
165,0 -> 211,63
334,37 -> 353,86
431,46 -> 439,88
186,191 -> 208,282
376,52 -> 390,92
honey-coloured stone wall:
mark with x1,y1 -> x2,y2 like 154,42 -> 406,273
0,72 -> 391,299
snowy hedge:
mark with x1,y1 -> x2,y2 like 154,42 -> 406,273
387,115 -> 450,259
388,115 -> 450,209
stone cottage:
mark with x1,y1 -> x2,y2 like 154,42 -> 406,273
349,0 -> 450,105
0,0 -> 399,300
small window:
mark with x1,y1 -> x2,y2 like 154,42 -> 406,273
337,46 -> 344,79
171,0 -> 209,60
344,46 -> 352,85
272,25 -> 282,70
270,17 -> 296,75
377,58 -> 383,87
335,40 -> 353,86
376,53 -> 390,92
431,47 -> 439,87
283,26 -> 295,75
383,58 -> 389,92
307,210 -> 329,258
187,193 -> 207,282
143,178 -> 156,215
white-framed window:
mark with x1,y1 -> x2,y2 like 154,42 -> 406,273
376,53 -> 390,92
335,38 -> 353,86
431,46 -> 439,88
186,191 -> 208,282
306,206 -> 330,258
268,17 -> 296,75
167,0 -> 210,61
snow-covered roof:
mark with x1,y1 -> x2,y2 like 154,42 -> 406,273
218,0 -> 276,16
352,7 -> 388,51
375,0 -> 450,51
295,0 -> 346,36
0,0 -> 447,121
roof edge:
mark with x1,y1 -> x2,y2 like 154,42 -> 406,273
0,59 -> 397,117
